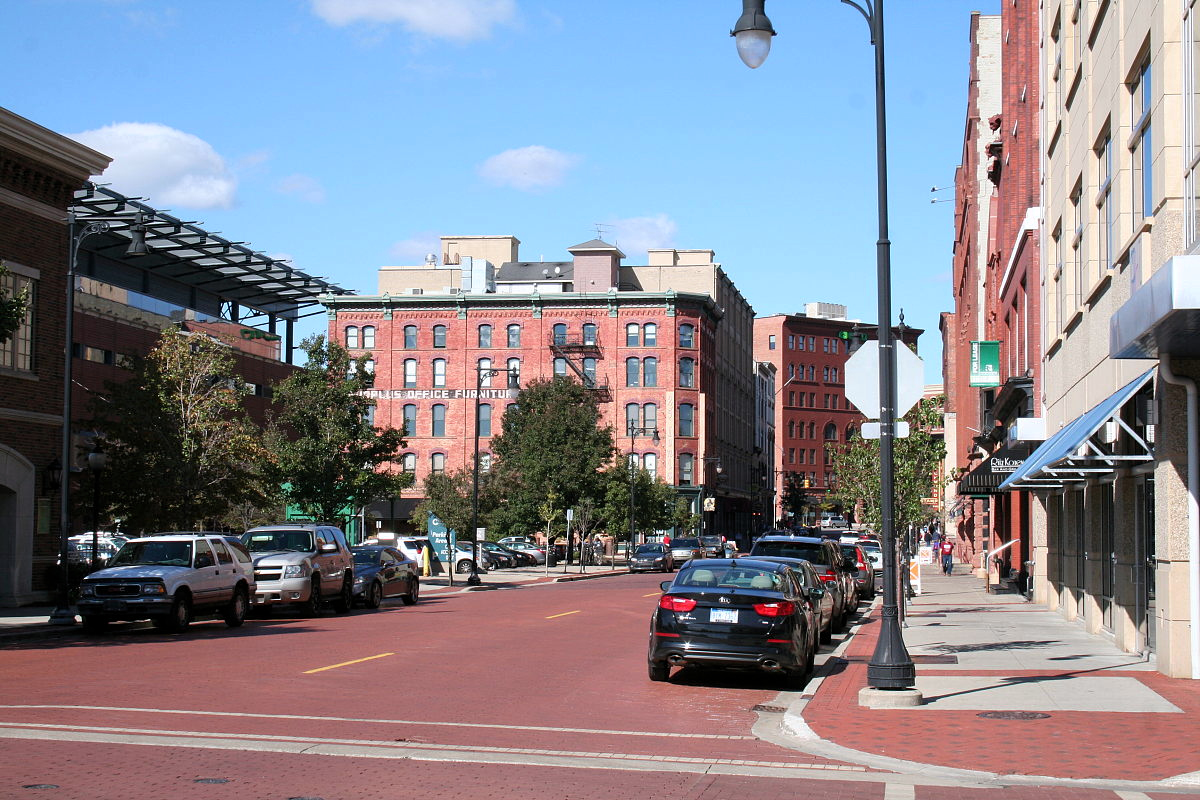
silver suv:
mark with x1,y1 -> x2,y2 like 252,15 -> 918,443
241,524 -> 354,616
76,532 -> 255,633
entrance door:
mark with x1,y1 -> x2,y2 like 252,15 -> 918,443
1099,487 -> 1115,631
1135,477 -> 1156,653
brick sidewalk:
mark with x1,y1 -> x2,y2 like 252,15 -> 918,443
793,568 -> 1200,784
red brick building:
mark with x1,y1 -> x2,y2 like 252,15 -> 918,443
323,236 -> 758,544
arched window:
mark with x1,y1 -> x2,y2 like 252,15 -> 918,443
788,420 -> 796,438
626,357 -> 640,387
433,325 -> 447,348
643,323 -> 657,346
431,404 -> 446,436
679,453 -> 695,486
679,357 -> 695,388
846,425 -> 857,441
506,358 -> 521,387
432,358 -> 446,388
679,403 -> 695,437
478,324 -> 492,348
345,326 -> 360,348
402,404 -> 417,436
401,453 -> 416,473
553,357 -> 567,377
582,357 -> 596,386
404,325 -> 417,349
479,403 -> 493,437
679,323 -> 695,348
507,324 -> 521,348
625,403 -> 639,435
643,357 -> 657,387
643,453 -> 657,480
362,326 -> 375,348
625,323 -> 640,347
823,366 -> 830,382
582,322 -> 597,345
642,403 -> 657,431
430,453 -> 445,474
788,363 -> 796,379
808,422 -> 815,439
478,358 -> 492,387
403,359 -> 417,388
806,365 -> 815,380
362,358 -> 375,374
552,323 -> 567,345
824,423 -> 838,441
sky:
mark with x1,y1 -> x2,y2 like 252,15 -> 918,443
5,0 -> 996,383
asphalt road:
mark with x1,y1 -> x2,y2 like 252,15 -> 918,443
0,573 -> 1180,800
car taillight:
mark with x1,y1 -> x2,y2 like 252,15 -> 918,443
659,595 -> 697,612
753,601 -> 796,617
818,569 -> 837,583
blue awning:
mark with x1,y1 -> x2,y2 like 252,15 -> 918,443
999,367 -> 1157,490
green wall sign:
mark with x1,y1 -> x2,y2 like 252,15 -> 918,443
969,340 -> 1001,387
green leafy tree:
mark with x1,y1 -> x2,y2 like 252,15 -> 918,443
266,335 -> 411,526
596,466 -> 675,547
488,377 -> 614,536
827,394 -> 947,534
89,325 -> 274,532
0,261 -> 30,346
412,467 -> 477,540
669,498 -> 701,536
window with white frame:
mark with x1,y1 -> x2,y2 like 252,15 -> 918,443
506,358 -> 521,387
643,453 -> 657,480
679,453 -> 695,486
345,326 -> 359,349
582,357 -> 596,386
362,326 -> 375,348
431,404 -> 446,436
679,323 -> 695,348
0,268 -> 33,372
554,357 -> 567,377
403,404 -> 417,436
625,323 -> 640,347
553,323 -> 567,345
679,403 -> 695,436
679,357 -> 695,388
478,358 -> 492,387
431,453 -> 445,474
478,324 -> 492,348
643,357 -> 657,387
478,403 -> 492,437
433,325 -> 447,348
401,453 -> 416,473
507,323 -> 521,348
626,357 -> 640,387
432,358 -> 446,388
403,359 -> 417,388
643,323 -> 657,346
404,325 -> 417,348
582,322 -> 597,345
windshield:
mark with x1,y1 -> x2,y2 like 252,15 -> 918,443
110,540 -> 193,568
242,530 -> 315,553
353,550 -> 381,565
751,541 -> 829,564
672,538 -> 700,548
700,536 -> 721,545
635,544 -> 665,554
675,566 -> 783,591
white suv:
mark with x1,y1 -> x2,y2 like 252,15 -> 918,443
76,532 -> 255,633
241,524 -> 354,615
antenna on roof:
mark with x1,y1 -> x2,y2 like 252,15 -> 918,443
593,223 -> 612,240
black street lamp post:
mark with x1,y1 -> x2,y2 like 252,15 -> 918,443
626,424 -> 659,557
88,448 -> 107,572
470,363 -> 519,586
731,0 -> 917,695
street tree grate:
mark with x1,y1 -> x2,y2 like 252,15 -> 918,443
976,711 -> 1051,720
751,704 -> 787,713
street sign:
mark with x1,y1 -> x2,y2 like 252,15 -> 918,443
843,341 -> 925,420
861,421 -> 910,439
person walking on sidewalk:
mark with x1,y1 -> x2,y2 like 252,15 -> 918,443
940,539 -> 955,575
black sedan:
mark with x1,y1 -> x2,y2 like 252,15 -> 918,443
750,556 -> 837,643
350,546 -> 420,609
648,558 -> 817,687
628,543 -> 674,573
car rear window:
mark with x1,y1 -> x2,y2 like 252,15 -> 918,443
750,541 -> 829,564
676,566 -> 783,591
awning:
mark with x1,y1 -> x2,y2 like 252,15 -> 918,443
1110,254 -> 1200,358
999,367 -> 1157,490
958,445 -> 1028,495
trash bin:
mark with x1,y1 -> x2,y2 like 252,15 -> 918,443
1022,561 -> 1034,599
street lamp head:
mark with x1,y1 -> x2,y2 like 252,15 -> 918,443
731,0 -> 775,68
125,213 -> 150,257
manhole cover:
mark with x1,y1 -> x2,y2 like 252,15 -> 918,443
751,704 -> 787,713
194,779 -> 230,784
976,711 -> 1050,720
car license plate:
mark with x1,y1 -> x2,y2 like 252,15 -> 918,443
103,600 -> 126,611
709,608 -> 738,623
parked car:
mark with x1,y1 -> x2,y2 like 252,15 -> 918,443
840,542 -> 876,601
749,556 -> 837,643
395,536 -> 437,568
749,534 -> 856,632
648,558 -> 817,686
453,541 -> 495,573
505,541 -> 547,564
350,546 -> 420,608
628,543 -> 674,573
76,532 -> 254,633
820,513 -> 848,529
499,536 -> 534,546
476,541 -> 518,568
667,537 -> 704,565
241,524 -> 354,616
856,540 -> 884,589
66,534 -> 127,566
698,535 -> 725,558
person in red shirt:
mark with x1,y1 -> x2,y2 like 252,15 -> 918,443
940,539 -> 955,575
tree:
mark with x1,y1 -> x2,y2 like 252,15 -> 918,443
669,498 -> 701,537
0,261 -> 30,346
266,335 -> 411,527
826,394 -> 947,534
89,325 -> 274,532
487,377 -> 614,537
596,465 -> 679,547
412,468 -> 476,541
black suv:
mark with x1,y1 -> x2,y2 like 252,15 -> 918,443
749,534 -> 857,632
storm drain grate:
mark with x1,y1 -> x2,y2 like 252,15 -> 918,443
752,704 -> 788,713
910,654 -> 959,664
977,711 -> 1051,720
22,785 -> 59,790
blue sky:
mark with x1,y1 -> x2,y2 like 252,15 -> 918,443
6,0 -> 994,383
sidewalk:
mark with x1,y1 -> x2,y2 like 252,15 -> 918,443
786,562 -> 1200,788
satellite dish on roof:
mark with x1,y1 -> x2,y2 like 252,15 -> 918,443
554,265 -> 562,275
543,268 -> 550,277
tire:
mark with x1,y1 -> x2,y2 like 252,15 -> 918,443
364,580 -> 383,610
333,576 -> 353,614
80,615 -> 108,633
223,587 -> 248,628
305,578 -> 323,617
456,560 -> 473,574
160,593 -> 191,633
401,576 -> 419,606
648,660 -> 670,682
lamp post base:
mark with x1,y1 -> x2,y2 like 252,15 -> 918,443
47,605 -> 77,625
858,687 -> 923,708
466,571 -> 482,586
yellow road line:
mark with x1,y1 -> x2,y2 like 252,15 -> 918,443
304,653 -> 394,674
642,592 -> 661,597
545,610 -> 581,619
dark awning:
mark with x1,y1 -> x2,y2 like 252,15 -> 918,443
958,446 -> 1028,495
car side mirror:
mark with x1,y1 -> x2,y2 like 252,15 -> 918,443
807,586 -> 826,599
660,581 -> 673,593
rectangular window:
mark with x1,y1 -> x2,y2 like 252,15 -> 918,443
507,324 -> 521,348
478,324 -> 492,348
797,335 -> 805,351
787,334 -> 795,349
679,403 -> 695,436
478,403 -> 492,437
433,325 -> 447,348
1097,130 -> 1114,273
362,326 -> 375,348
626,358 -> 640,387
768,335 -> 776,350
679,454 -> 694,486
431,405 -> 446,437
807,336 -> 814,350
1132,55 -> 1153,224
679,358 -> 695,388
0,270 -> 33,371
404,359 -> 417,388
404,326 -> 417,349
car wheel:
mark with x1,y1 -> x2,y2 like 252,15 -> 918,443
305,578 -> 323,617
456,559 -> 473,574
364,580 -> 383,609
402,576 -> 419,606
648,660 -> 670,682
161,593 -> 191,633
80,615 -> 108,633
223,587 -> 248,628
333,576 -> 353,614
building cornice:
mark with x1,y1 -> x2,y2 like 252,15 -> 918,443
0,107 -> 110,179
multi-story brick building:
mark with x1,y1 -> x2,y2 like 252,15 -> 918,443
754,303 -> 923,526
323,235 -> 757,544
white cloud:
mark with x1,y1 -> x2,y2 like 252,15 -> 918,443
477,145 -> 578,192
310,0 -> 515,41
276,173 -> 326,204
70,122 -> 236,209
607,214 -> 678,257
388,232 -> 442,265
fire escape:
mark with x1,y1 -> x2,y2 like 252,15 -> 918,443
548,333 -> 611,402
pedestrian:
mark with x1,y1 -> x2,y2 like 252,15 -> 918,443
940,539 -> 955,575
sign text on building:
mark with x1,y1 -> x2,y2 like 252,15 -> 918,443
969,340 -> 1001,387
360,388 -> 520,400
